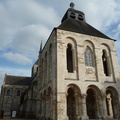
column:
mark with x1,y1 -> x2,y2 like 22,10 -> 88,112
46,94 -> 51,117
52,93 -> 57,120
49,94 -> 52,118
112,95 -> 119,118
36,99 -> 40,119
57,93 -> 68,120
44,96 -> 46,117
98,95 -> 103,118
101,93 -> 108,119
95,95 -> 99,118
74,93 -> 80,119
81,94 -> 88,120
39,98 -> 42,118
46,95 -> 49,117
40,97 -> 44,117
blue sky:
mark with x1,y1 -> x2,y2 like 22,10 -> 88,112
0,0 -> 120,87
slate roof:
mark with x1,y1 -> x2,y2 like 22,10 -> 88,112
5,75 -> 32,86
58,16 -> 113,40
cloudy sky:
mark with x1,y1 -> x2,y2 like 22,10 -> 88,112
0,0 -> 120,87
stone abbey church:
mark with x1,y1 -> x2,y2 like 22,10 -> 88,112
0,4 -> 120,120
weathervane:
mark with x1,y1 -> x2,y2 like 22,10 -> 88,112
70,2 -> 75,9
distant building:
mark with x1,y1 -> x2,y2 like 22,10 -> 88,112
0,74 -> 31,118
0,3 -> 120,120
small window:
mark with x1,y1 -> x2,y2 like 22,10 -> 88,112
70,12 -> 76,19
37,67 -> 38,72
6,89 -> 11,96
84,47 -> 94,67
16,90 -> 20,96
78,14 -> 84,21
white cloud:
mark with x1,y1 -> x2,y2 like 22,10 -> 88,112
11,24 -> 51,58
78,0 -> 120,31
3,52 -> 32,65
0,0 -> 60,50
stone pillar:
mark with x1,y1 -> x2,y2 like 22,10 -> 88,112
39,98 -> 42,118
95,95 -> 100,118
74,93 -> 80,119
49,94 -> 52,118
44,96 -> 46,117
46,95 -> 49,117
113,95 -> 119,118
57,93 -> 68,120
41,97 -> 44,117
101,93 -> 108,119
36,99 -> 40,119
46,94 -> 51,117
81,94 -> 88,120
98,96 -> 103,119
52,93 -> 57,120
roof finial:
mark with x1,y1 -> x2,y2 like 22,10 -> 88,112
70,2 -> 75,9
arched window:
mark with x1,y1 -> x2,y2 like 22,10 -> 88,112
6,89 -> 10,96
45,52 -> 47,81
84,47 -> 94,67
49,44 -> 52,81
42,58 -> 44,85
102,50 -> 110,76
49,44 -> 52,62
67,44 -> 73,72
16,90 -> 20,96
78,14 -> 84,21
70,12 -> 76,19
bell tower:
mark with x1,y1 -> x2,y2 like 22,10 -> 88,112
61,2 -> 86,23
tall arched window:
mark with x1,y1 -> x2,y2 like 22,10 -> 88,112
49,44 -> 52,81
45,52 -> 47,81
49,44 -> 52,63
102,50 -> 110,76
67,44 -> 73,72
6,89 -> 10,96
84,47 -> 94,67
42,58 -> 44,85
16,90 -> 20,96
